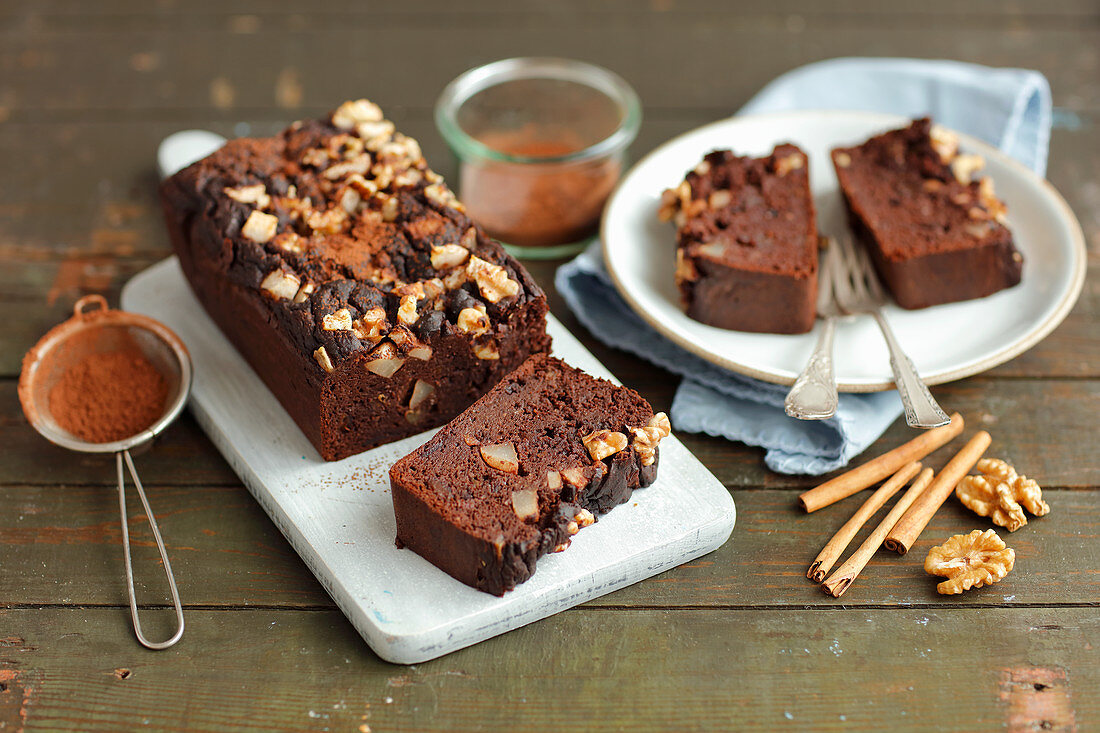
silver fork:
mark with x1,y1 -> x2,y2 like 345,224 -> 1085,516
784,239 -> 841,420
831,235 -> 951,429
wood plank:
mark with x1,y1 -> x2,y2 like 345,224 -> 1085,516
0,606 -> 1094,730
5,0 -> 1100,20
1,483 -> 1094,609
3,379 -> 1098,489
0,26 -> 1097,119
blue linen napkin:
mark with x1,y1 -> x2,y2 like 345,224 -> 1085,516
555,57 -> 1052,475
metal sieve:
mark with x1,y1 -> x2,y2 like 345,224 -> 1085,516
19,294 -> 190,650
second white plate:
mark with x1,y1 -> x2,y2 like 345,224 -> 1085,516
602,110 -> 1086,391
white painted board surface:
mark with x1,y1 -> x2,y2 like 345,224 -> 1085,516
122,257 -> 736,664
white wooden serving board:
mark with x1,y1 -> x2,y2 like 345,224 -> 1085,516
122,257 -> 736,664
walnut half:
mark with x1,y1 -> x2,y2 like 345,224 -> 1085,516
924,529 -> 1015,595
956,457 -> 1049,532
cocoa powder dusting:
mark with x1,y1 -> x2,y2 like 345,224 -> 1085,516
48,346 -> 169,443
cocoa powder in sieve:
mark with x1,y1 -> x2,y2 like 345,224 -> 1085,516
48,344 -> 169,444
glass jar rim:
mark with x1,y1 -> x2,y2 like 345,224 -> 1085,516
435,57 -> 642,165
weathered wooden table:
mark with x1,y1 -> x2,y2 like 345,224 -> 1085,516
2,1 -> 1097,730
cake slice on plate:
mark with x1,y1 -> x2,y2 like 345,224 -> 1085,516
658,144 -> 819,334
389,354 -> 670,596
831,117 -> 1023,309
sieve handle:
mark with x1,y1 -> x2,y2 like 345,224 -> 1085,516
116,450 -> 185,650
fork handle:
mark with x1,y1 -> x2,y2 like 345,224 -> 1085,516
784,316 -> 838,420
871,311 -> 951,429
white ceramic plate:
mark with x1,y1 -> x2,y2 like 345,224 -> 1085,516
602,110 -> 1087,391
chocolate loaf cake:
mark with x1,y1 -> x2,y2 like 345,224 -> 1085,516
658,144 -> 818,334
389,354 -> 669,596
832,117 -> 1023,309
160,100 -> 551,460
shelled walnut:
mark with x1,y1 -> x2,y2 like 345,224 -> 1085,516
956,458 -> 1049,532
924,529 -> 1015,595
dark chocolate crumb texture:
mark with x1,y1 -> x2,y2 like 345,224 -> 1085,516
160,100 -> 551,460
659,144 -> 819,334
389,354 -> 670,596
832,117 -> 1023,309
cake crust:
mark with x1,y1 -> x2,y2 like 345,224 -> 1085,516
160,100 -> 551,460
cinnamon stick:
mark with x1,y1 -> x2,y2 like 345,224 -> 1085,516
807,461 -> 922,582
798,413 -> 963,513
883,430 -> 992,555
821,467 -> 934,598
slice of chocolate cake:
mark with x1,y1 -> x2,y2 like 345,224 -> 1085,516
658,144 -> 819,334
389,354 -> 670,596
831,117 -> 1023,309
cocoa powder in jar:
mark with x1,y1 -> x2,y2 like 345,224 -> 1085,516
459,129 -> 621,248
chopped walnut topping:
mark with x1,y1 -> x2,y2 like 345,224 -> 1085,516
339,187 -> 362,214
371,165 -> 394,190
351,307 -> 388,342
457,306 -> 490,336
708,189 -> 732,209
378,135 -> 422,164
466,256 -> 519,303
307,207 -> 348,234
480,442 -> 519,474
357,119 -> 396,148
301,148 -> 331,168
345,173 -> 379,197
260,269 -> 300,300
430,244 -> 470,270
322,308 -> 353,331
675,249 -> 698,284
293,282 -> 315,304
241,210 -> 279,243
442,267 -> 468,290
929,124 -> 960,163
394,168 -> 423,188
658,180 -> 692,223
775,153 -> 805,176
924,529 -> 1015,595
224,184 -> 271,209
324,153 -> 372,181
472,338 -> 500,360
574,507 -> 596,528
957,458 -> 1049,532
332,99 -> 384,129
950,153 -> 985,185
424,182 -> 464,212
364,341 -> 404,377
397,294 -> 420,326
421,278 -> 444,302
273,231 -> 303,254
313,346 -> 334,373
377,194 -> 399,222
693,160 -> 712,176
460,228 -> 477,249
978,177 -> 1008,224
582,429 -> 628,461
327,132 -> 365,159
552,541 -> 571,553
834,152 -> 852,168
